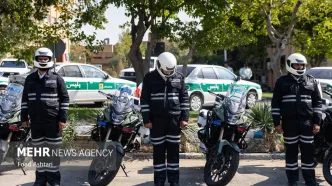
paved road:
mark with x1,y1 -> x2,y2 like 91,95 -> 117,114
0,159 -> 330,186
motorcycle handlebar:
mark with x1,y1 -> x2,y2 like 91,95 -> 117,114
98,91 -> 113,99
208,90 -> 225,100
323,90 -> 332,98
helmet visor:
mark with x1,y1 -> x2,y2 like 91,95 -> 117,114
161,69 -> 174,76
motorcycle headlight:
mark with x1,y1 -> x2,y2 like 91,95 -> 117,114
111,112 -> 125,124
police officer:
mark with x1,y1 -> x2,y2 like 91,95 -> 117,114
140,52 -> 189,186
271,53 -> 321,186
21,47 -> 69,186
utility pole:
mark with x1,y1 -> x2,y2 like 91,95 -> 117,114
224,49 -> 227,62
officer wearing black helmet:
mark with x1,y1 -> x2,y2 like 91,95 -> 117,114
21,47 -> 69,186
271,53 -> 322,186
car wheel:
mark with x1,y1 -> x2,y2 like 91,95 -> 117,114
189,93 -> 203,111
246,91 -> 257,109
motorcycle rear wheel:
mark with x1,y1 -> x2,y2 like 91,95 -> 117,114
323,149 -> 332,185
88,150 -> 123,186
204,146 -> 239,186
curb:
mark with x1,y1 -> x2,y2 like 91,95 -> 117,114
129,153 -> 295,160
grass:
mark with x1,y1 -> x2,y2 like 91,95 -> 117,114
68,107 -> 100,123
262,92 -> 273,98
68,107 -> 200,124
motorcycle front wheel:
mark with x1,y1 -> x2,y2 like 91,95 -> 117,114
88,149 -> 123,186
204,145 -> 239,186
0,139 -> 9,165
323,149 -> 332,185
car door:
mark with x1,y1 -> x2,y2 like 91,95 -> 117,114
80,65 -> 111,102
199,67 -> 220,104
57,65 -> 88,103
213,67 -> 237,95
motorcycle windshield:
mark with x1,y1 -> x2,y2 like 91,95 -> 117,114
224,83 -> 247,124
111,95 -> 134,124
0,83 -> 24,113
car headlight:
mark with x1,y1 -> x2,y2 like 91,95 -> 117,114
0,72 -> 4,77
120,71 -> 124,77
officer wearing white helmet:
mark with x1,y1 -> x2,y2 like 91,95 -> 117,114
21,47 -> 69,186
271,53 -> 321,186
140,52 -> 189,186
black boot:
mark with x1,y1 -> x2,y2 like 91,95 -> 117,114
306,183 -> 319,186
154,182 -> 165,186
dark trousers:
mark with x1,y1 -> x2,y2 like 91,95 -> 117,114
282,119 -> 316,185
31,120 -> 62,185
150,116 -> 181,184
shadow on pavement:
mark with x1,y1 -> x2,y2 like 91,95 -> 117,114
137,166 -> 205,186
237,164 -> 325,186
0,164 -> 27,175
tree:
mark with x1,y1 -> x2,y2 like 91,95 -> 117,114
114,28 -> 147,68
293,0 -> 332,67
186,0 -> 328,79
0,0 -> 109,62
69,45 -> 90,63
109,0 -> 188,85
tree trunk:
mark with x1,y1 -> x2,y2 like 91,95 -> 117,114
144,29 -> 158,78
182,45 -> 195,76
310,54 -> 325,67
271,49 -> 284,79
264,1 -> 302,80
128,37 -> 145,86
127,17 -> 149,86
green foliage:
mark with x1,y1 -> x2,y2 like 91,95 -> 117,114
180,124 -> 201,153
247,103 -> 274,134
293,0 -> 332,67
0,0 -> 108,61
68,107 -> 99,123
62,113 -> 78,148
247,103 -> 283,152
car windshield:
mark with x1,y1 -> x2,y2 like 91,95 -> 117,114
176,66 -> 196,77
306,69 -> 332,80
1,61 -> 26,68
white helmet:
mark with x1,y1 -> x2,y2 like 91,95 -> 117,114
156,52 -> 177,79
33,47 -> 54,69
286,53 -> 308,76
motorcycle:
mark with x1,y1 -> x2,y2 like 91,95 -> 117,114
312,88 -> 332,184
87,88 -> 147,186
0,75 -> 31,175
196,84 -> 252,186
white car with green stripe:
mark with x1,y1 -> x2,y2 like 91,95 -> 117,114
177,64 -> 262,111
54,63 -> 136,104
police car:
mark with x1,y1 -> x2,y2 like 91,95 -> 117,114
177,64 -> 262,111
135,65 -> 263,111
305,67 -> 332,99
306,67 -> 332,87
54,63 -> 136,104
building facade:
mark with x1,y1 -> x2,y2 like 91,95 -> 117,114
44,6 -> 70,63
